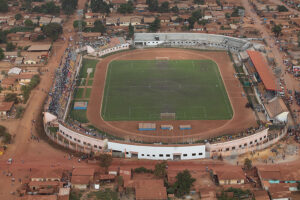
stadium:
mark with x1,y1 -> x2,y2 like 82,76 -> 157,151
43,33 -> 287,160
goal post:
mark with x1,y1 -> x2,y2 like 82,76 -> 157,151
160,113 -> 176,120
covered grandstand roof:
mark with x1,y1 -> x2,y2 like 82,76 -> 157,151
247,50 -> 277,91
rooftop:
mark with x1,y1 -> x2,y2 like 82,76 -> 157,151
264,97 -> 289,118
247,50 -> 277,91
71,175 -> 90,185
135,179 -> 167,200
0,101 -> 14,112
27,44 -> 51,52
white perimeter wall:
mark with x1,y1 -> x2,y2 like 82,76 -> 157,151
59,124 -> 106,149
107,142 -> 206,160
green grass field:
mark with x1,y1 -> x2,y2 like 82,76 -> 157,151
69,101 -> 89,123
85,88 -> 92,98
74,88 -> 84,99
79,59 -> 98,78
101,60 -> 233,121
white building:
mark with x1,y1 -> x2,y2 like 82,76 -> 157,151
133,33 -> 251,52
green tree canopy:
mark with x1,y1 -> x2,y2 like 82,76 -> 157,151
194,0 -> 205,4
171,6 -> 178,13
272,24 -> 282,37
73,20 -> 87,30
15,14 -> 22,20
0,0 -> 8,12
5,93 -> 19,103
0,125 -> 11,144
173,170 -> 195,197
0,48 -> 4,60
32,2 -> 60,15
24,19 -> 34,27
128,23 -> 134,39
42,23 -> 63,41
146,0 -> 158,12
158,1 -> 169,13
117,1 -> 134,14
6,42 -> 16,52
61,0 -> 78,15
0,30 -> 7,43
90,0 -> 110,13
244,158 -> 252,170
99,154 -> 113,173
92,20 -> 106,33
154,161 -> 167,178
149,17 -> 160,32
277,5 -> 288,12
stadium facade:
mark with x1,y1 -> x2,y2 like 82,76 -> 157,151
133,33 -> 251,52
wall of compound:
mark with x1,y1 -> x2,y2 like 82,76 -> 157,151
107,142 -> 206,160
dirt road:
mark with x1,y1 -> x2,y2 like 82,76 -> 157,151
242,0 -> 299,125
0,0 -> 87,199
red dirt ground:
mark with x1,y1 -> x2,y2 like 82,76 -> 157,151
87,48 -> 257,143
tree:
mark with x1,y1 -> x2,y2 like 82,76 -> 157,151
73,20 -> 87,30
0,0 -> 8,12
173,170 -> 195,197
158,1 -> 169,13
6,42 -> 16,52
90,0 -> 110,13
244,158 -> 252,170
192,9 -> 202,19
128,23 -> 134,38
5,93 -> 19,103
171,6 -> 178,13
42,23 -> 63,41
146,0 -> 158,12
22,0 -> 32,11
0,125 -> 11,144
99,154 -> 113,174
0,48 -> 4,61
272,24 -> 282,37
61,0 -> 78,15
198,19 -> 209,25
154,161 -> 167,178
188,17 -> 196,29
24,19 -> 34,27
0,30 -> 6,43
117,1 -> 134,14
149,18 -> 160,32
277,5 -> 288,12
32,2 -> 60,15
297,182 -> 300,191
92,20 -> 106,33
225,13 -> 231,19
15,14 -> 22,20
194,0 -> 205,4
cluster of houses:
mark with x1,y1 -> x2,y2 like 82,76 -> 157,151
82,0 -> 256,37
3,44 -> 51,67
0,15 -> 63,31
252,0 -> 300,76
0,66 -> 40,118
14,162 -> 300,200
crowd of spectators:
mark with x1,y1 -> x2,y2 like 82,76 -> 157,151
48,48 -> 78,119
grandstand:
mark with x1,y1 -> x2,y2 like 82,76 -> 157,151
134,33 -> 251,52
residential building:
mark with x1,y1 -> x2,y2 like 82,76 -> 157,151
0,101 -> 14,118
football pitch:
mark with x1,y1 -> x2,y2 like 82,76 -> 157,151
101,60 -> 233,121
